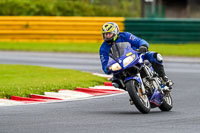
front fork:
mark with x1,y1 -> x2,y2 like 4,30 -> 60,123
125,73 -> 146,95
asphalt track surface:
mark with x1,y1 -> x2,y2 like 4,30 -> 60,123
0,51 -> 200,133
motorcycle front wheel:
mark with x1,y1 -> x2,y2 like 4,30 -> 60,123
126,79 -> 151,114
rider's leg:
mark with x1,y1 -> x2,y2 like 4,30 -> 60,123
144,52 -> 174,87
110,74 -> 126,90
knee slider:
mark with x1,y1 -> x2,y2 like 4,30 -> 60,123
153,53 -> 163,63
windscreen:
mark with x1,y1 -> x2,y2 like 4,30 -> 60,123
109,42 -> 131,59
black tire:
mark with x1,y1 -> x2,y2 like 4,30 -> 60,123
126,80 -> 151,114
159,93 -> 173,111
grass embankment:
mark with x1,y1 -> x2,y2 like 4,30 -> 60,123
0,42 -> 200,57
0,0 -> 141,17
0,64 -> 107,99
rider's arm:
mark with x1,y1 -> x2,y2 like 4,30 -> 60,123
99,43 -> 111,74
125,32 -> 149,50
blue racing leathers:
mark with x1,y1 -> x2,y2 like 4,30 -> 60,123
99,32 -> 161,74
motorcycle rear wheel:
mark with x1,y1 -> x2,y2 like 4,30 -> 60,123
159,92 -> 173,111
126,79 -> 151,114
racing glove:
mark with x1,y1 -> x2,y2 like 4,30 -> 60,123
138,45 -> 148,53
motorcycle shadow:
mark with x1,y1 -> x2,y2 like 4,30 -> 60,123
93,110 -> 172,115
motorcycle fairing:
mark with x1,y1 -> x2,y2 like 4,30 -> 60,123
150,88 -> 163,106
107,47 -> 140,74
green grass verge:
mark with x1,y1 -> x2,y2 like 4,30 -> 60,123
0,64 -> 107,99
0,42 -> 200,57
149,44 -> 200,57
0,42 -> 101,53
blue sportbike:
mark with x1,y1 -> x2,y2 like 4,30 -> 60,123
106,42 -> 173,114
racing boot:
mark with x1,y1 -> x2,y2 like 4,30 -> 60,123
152,63 -> 174,88
162,75 -> 174,88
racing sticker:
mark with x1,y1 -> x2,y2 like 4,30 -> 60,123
129,34 -> 135,41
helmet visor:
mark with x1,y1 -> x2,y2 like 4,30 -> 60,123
103,32 -> 114,40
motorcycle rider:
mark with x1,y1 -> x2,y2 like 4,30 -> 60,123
99,22 -> 173,89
